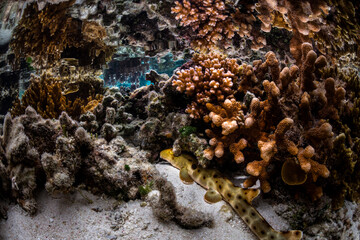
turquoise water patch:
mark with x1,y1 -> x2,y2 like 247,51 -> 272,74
103,51 -> 186,90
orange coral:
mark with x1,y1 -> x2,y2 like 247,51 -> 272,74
204,98 -> 245,135
297,146 -> 330,182
172,53 -> 241,118
244,137 -> 277,193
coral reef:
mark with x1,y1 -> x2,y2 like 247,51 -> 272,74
255,0 -> 329,63
173,52 -> 241,119
79,71 -> 192,159
10,0 -> 115,69
0,106 -> 157,214
172,43 -> 349,200
313,0 -> 360,64
11,64 -> 104,120
172,0 -> 264,51
0,1 -> 359,238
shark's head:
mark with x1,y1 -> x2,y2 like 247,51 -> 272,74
160,149 -> 195,170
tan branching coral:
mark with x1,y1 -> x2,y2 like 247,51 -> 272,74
297,146 -> 330,182
174,42 -> 347,200
204,98 -> 245,135
10,0 -> 114,69
244,138 -> 277,193
11,67 -> 104,120
172,0 -> 264,51
172,53 -> 241,118
255,0 -> 329,63
275,118 -> 298,155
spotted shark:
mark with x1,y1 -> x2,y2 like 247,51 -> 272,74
160,149 -> 303,240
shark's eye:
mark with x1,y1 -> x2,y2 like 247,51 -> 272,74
191,164 -> 197,170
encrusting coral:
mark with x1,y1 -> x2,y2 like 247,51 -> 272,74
172,42 -> 348,200
10,0 -> 115,69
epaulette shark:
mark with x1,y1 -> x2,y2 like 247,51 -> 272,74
160,149 -> 303,240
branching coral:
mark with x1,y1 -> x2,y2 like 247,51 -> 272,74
172,52 -> 241,118
255,0 -> 329,63
172,0 -> 264,51
11,66 -> 104,120
312,0 -> 360,64
10,0 -> 114,69
174,43 -> 347,200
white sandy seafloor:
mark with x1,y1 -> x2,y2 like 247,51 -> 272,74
0,164 -> 358,240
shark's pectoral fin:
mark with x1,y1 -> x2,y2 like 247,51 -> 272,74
242,188 -> 260,203
180,167 -> 194,184
204,188 -> 222,204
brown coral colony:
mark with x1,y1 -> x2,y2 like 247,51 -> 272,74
172,42 -> 345,199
